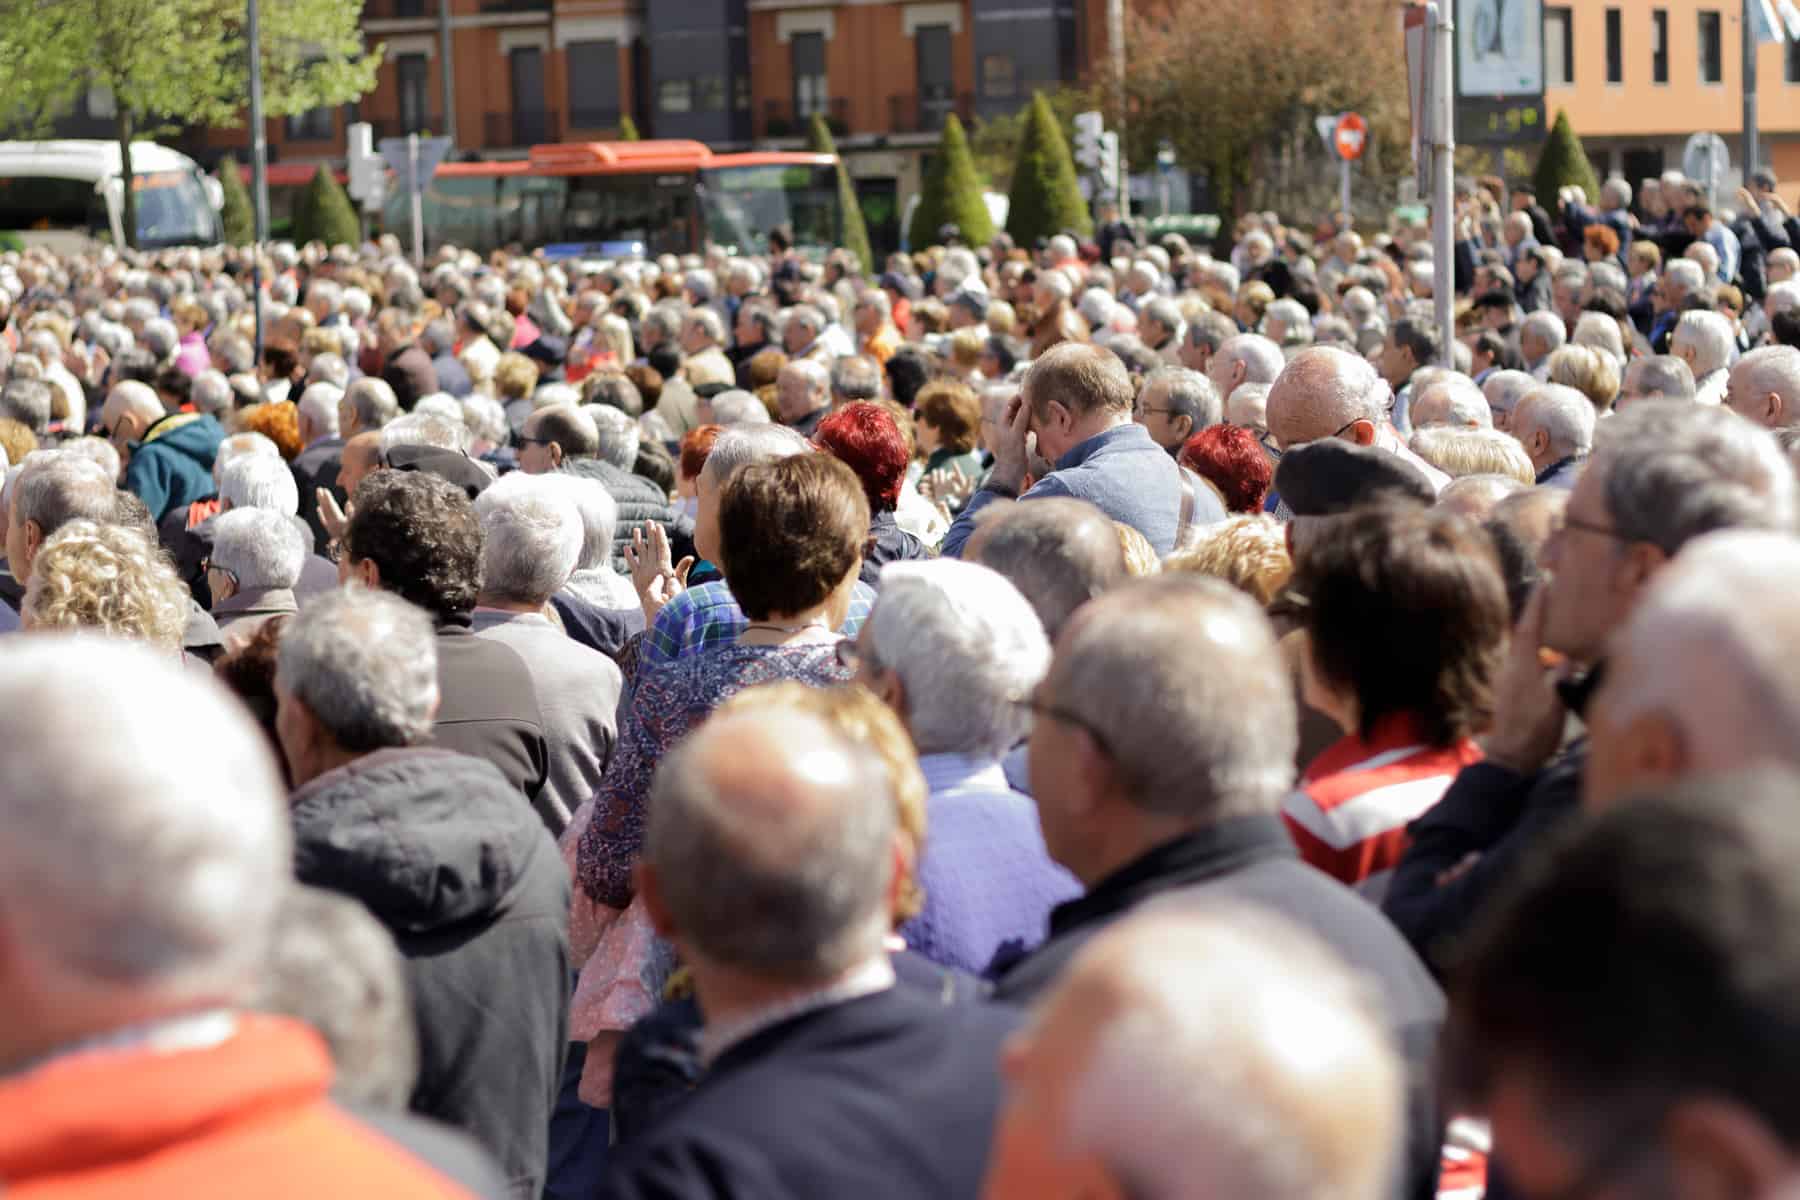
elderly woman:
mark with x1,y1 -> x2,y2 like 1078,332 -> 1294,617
1178,423 -> 1273,514
23,519 -> 189,650
913,380 -> 986,492
1280,504 -> 1507,899
575,451 -> 865,912
842,559 -> 1078,974
813,402 -> 930,585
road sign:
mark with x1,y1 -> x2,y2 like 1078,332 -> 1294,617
1074,111 -> 1104,170
1683,132 -> 1731,204
1314,113 -> 1344,155
379,135 -> 452,194
1457,0 -> 1544,96
1334,113 -> 1368,161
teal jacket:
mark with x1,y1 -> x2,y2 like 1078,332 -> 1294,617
126,412 -> 224,522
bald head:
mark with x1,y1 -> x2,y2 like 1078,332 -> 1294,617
1725,345 -> 1800,429
1265,346 -> 1385,451
644,706 -> 899,981
337,431 -> 385,500
100,380 -> 163,446
984,906 -> 1403,1200
1410,376 -> 1492,430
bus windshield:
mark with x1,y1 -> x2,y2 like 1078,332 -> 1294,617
698,164 -> 838,254
132,171 -> 219,248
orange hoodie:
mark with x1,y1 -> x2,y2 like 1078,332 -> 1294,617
0,1015 -> 484,1199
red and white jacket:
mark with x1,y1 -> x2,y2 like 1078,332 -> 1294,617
1282,714 -> 1483,902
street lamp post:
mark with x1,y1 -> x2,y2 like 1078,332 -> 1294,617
247,0 -> 269,361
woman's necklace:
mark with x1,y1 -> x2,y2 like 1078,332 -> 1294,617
743,619 -> 830,635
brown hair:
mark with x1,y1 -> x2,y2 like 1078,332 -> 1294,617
624,362 -> 664,410
718,453 -> 868,621
0,417 -> 38,467
913,380 -> 981,454
748,347 -> 789,390
1025,341 -> 1134,420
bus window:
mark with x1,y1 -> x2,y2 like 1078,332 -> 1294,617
561,173 -> 695,256
498,176 -> 567,249
0,176 -> 106,238
697,164 -> 838,255
132,171 -> 218,247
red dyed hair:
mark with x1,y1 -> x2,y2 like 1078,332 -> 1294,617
679,423 -> 723,483
1179,425 -> 1273,515
814,402 -> 908,513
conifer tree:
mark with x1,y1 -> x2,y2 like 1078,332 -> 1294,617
907,113 -> 994,250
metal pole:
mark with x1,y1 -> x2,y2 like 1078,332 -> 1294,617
1107,0 -> 1127,217
1340,157 -> 1351,221
438,0 -> 457,145
248,0 -> 269,362
408,133 -> 424,267
1743,0 -> 1760,180
1431,1 -> 1455,366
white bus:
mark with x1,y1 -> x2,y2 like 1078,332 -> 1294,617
0,140 -> 222,251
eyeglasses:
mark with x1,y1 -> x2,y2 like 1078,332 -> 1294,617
1557,514 -> 1629,542
1020,696 -> 1114,759
1134,404 -> 1176,418
201,556 -> 237,584
1266,418 -> 1362,462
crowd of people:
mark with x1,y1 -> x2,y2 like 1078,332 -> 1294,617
2,159 -> 1800,1200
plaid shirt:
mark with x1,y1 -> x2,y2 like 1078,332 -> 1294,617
641,580 -> 877,672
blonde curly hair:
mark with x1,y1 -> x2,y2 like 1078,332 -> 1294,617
25,520 -> 190,649
1164,514 -> 1293,608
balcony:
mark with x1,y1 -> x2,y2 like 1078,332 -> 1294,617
360,0 -> 430,19
370,115 -> 443,142
484,110 -> 562,148
762,97 -> 848,140
888,91 -> 973,135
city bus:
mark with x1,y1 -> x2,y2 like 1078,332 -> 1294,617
371,140 -> 843,259
0,140 -> 223,251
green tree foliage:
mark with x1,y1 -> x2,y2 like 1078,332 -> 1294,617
1006,91 -> 1093,246
907,113 -> 994,250
217,155 -> 254,246
0,0 -> 379,247
619,114 -> 641,142
807,114 -> 874,273
1532,109 -> 1600,206
294,164 -> 360,248
970,86 -> 1096,186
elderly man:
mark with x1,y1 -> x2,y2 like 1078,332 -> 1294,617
0,377 -> 51,435
420,318 -> 472,398
1138,297 -> 1186,364
277,587 -> 569,1197
1671,309 -> 1736,405
518,403 -> 690,568
1376,318 -> 1438,427
1409,373 -> 1492,429
1480,368 -> 1536,432
1029,270 -> 1089,359
604,702 -> 1017,1199
776,358 -> 832,438
1448,774 -> 1800,1200
852,288 -> 902,364
1205,332 -> 1285,406
829,355 -> 883,409
943,343 -> 1182,557
1724,344 -> 1800,428
1265,345 -> 1451,493
678,309 -> 735,389
340,468 -> 553,830
376,307 -> 438,411
696,388 -> 769,427
545,473 -> 645,660
1518,310 -> 1567,380
338,376 -> 401,439
293,380 -> 345,549
1617,354 -> 1698,409
1384,402 -> 1796,976
206,506 -> 306,644
964,496 -> 1127,643
846,559 -> 1077,974
0,636 -> 505,1197
1651,258 -> 1709,352
1509,383 -> 1595,489
472,473 -> 623,833
1132,365 -> 1221,454
4,453 -> 116,599
1179,310 -> 1238,375
983,908 -> 1405,1200
781,304 -> 830,362
1596,532 -> 1800,812
992,575 -> 1444,1200
102,379 -> 224,522
1684,202 -> 1741,283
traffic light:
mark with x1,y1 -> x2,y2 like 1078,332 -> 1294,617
345,121 -> 386,209
1098,130 -> 1119,193
1073,111 -> 1104,171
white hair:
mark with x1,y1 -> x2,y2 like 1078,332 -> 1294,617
533,382 -> 582,411
220,452 -> 300,516
1683,240 -> 1721,281
1673,310 -> 1736,377
536,472 -> 619,572
706,389 -> 770,426
867,560 -> 1049,759
277,586 -> 440,752
1519,310 -> 1568,359
0,636 -> 289,1001
297,382 -> 344,440
211,506 -> 307,590
702,424 -> 812,484
585,403 -> 641,470
1410,378 -> 1492,429
1664,257 -> 1707,299
1079,289 -> 1118,330
1215,334 -> 1286,387
474,472 -> 583,604
191,369 -> 235,419
212,431 -> 281,487
378,411 -> 466,456
460,394 -> 508,448
1768,280 -> 1800,316
59,435 -> 121,484
1047,235 -> 1078,261
1570,312 -> 1626,368
1514,383 -> 1596,459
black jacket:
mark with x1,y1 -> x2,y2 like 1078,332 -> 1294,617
551,588 -> 646,665
429,621 -> 553,831
598,985 -> 1015,1200
292,435 -> 345,552
561,458 -> 696,571
291,747 -> 571,1200
994,815 -> 1445,1200
1383,741 -> 1587,977
859,510 -> 930,589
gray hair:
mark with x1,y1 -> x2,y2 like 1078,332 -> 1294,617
1411,377 -> 1492,429
474,472 -> 583,603
1520,310 -> 1568,357
1673,310 -> 1735,377
378,411 -> 466,456
701,424 -> 812,485
646,707 -> 897,980
306,352 -> 351,390
0,377 -> 51,433
1570,312 -> 1626,366
1627,354 -> 1698,403
1214,334 -> 1286,387
1596,401 -> 1798,554
211,330 -> 255,375
58,436 -> 121,484
460,394 -> 509,447
1482,369 -> 1538,417
220,452 -> 300,516
1049,575 -> 1296,818
1588,260 -> 1628,297
191,369 -> 235,418
1664,257 -> 1707,300
1142,296 -> 1184,336
830,355 -> 882,403
11,454 -> 115,543
297,382 -> 344,440
707,388 -> 771,426
0,635 -> 289,1002
140,317 -> 180,362
1601,177 -> 1633,209
211,506 -> 307,590
586,403 -> 641,470
343,376 -> 400,431
1079,289 -> 1117,330
1515,383 -> 1596,459
254,884 -> 418,1110
1262,298 -> 1313,345
276,586 -> 441,753
1143,366 -> 1222,430
685,307 -> 725,346
536,472 -> 619,571
641,305 -> 684,344
867,560 -> 1050,758
967,497 -> 1127,639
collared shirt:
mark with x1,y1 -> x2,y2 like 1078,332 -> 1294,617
1536,454 -> 1586,490
699,957 -> 896,1067
8,1010 -> 237,1080
641,579 -> 875,671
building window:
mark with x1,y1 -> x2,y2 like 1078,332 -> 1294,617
566,40 -> 621,129
981,54 -> 1017,99
792,32 -> 827,118
916,24 -> 954,128
696,76 -> 726,112
1651,9 -> 1669,82
286,61 -> 337,141
734,75 -> 751,111
1789,34 -> 1800,82
1698,10 -> 1722,83
1605,9 -> 1622,83
659,79 -> 693,114
1544,7 -> 1573,85
398,53 -> 431,133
